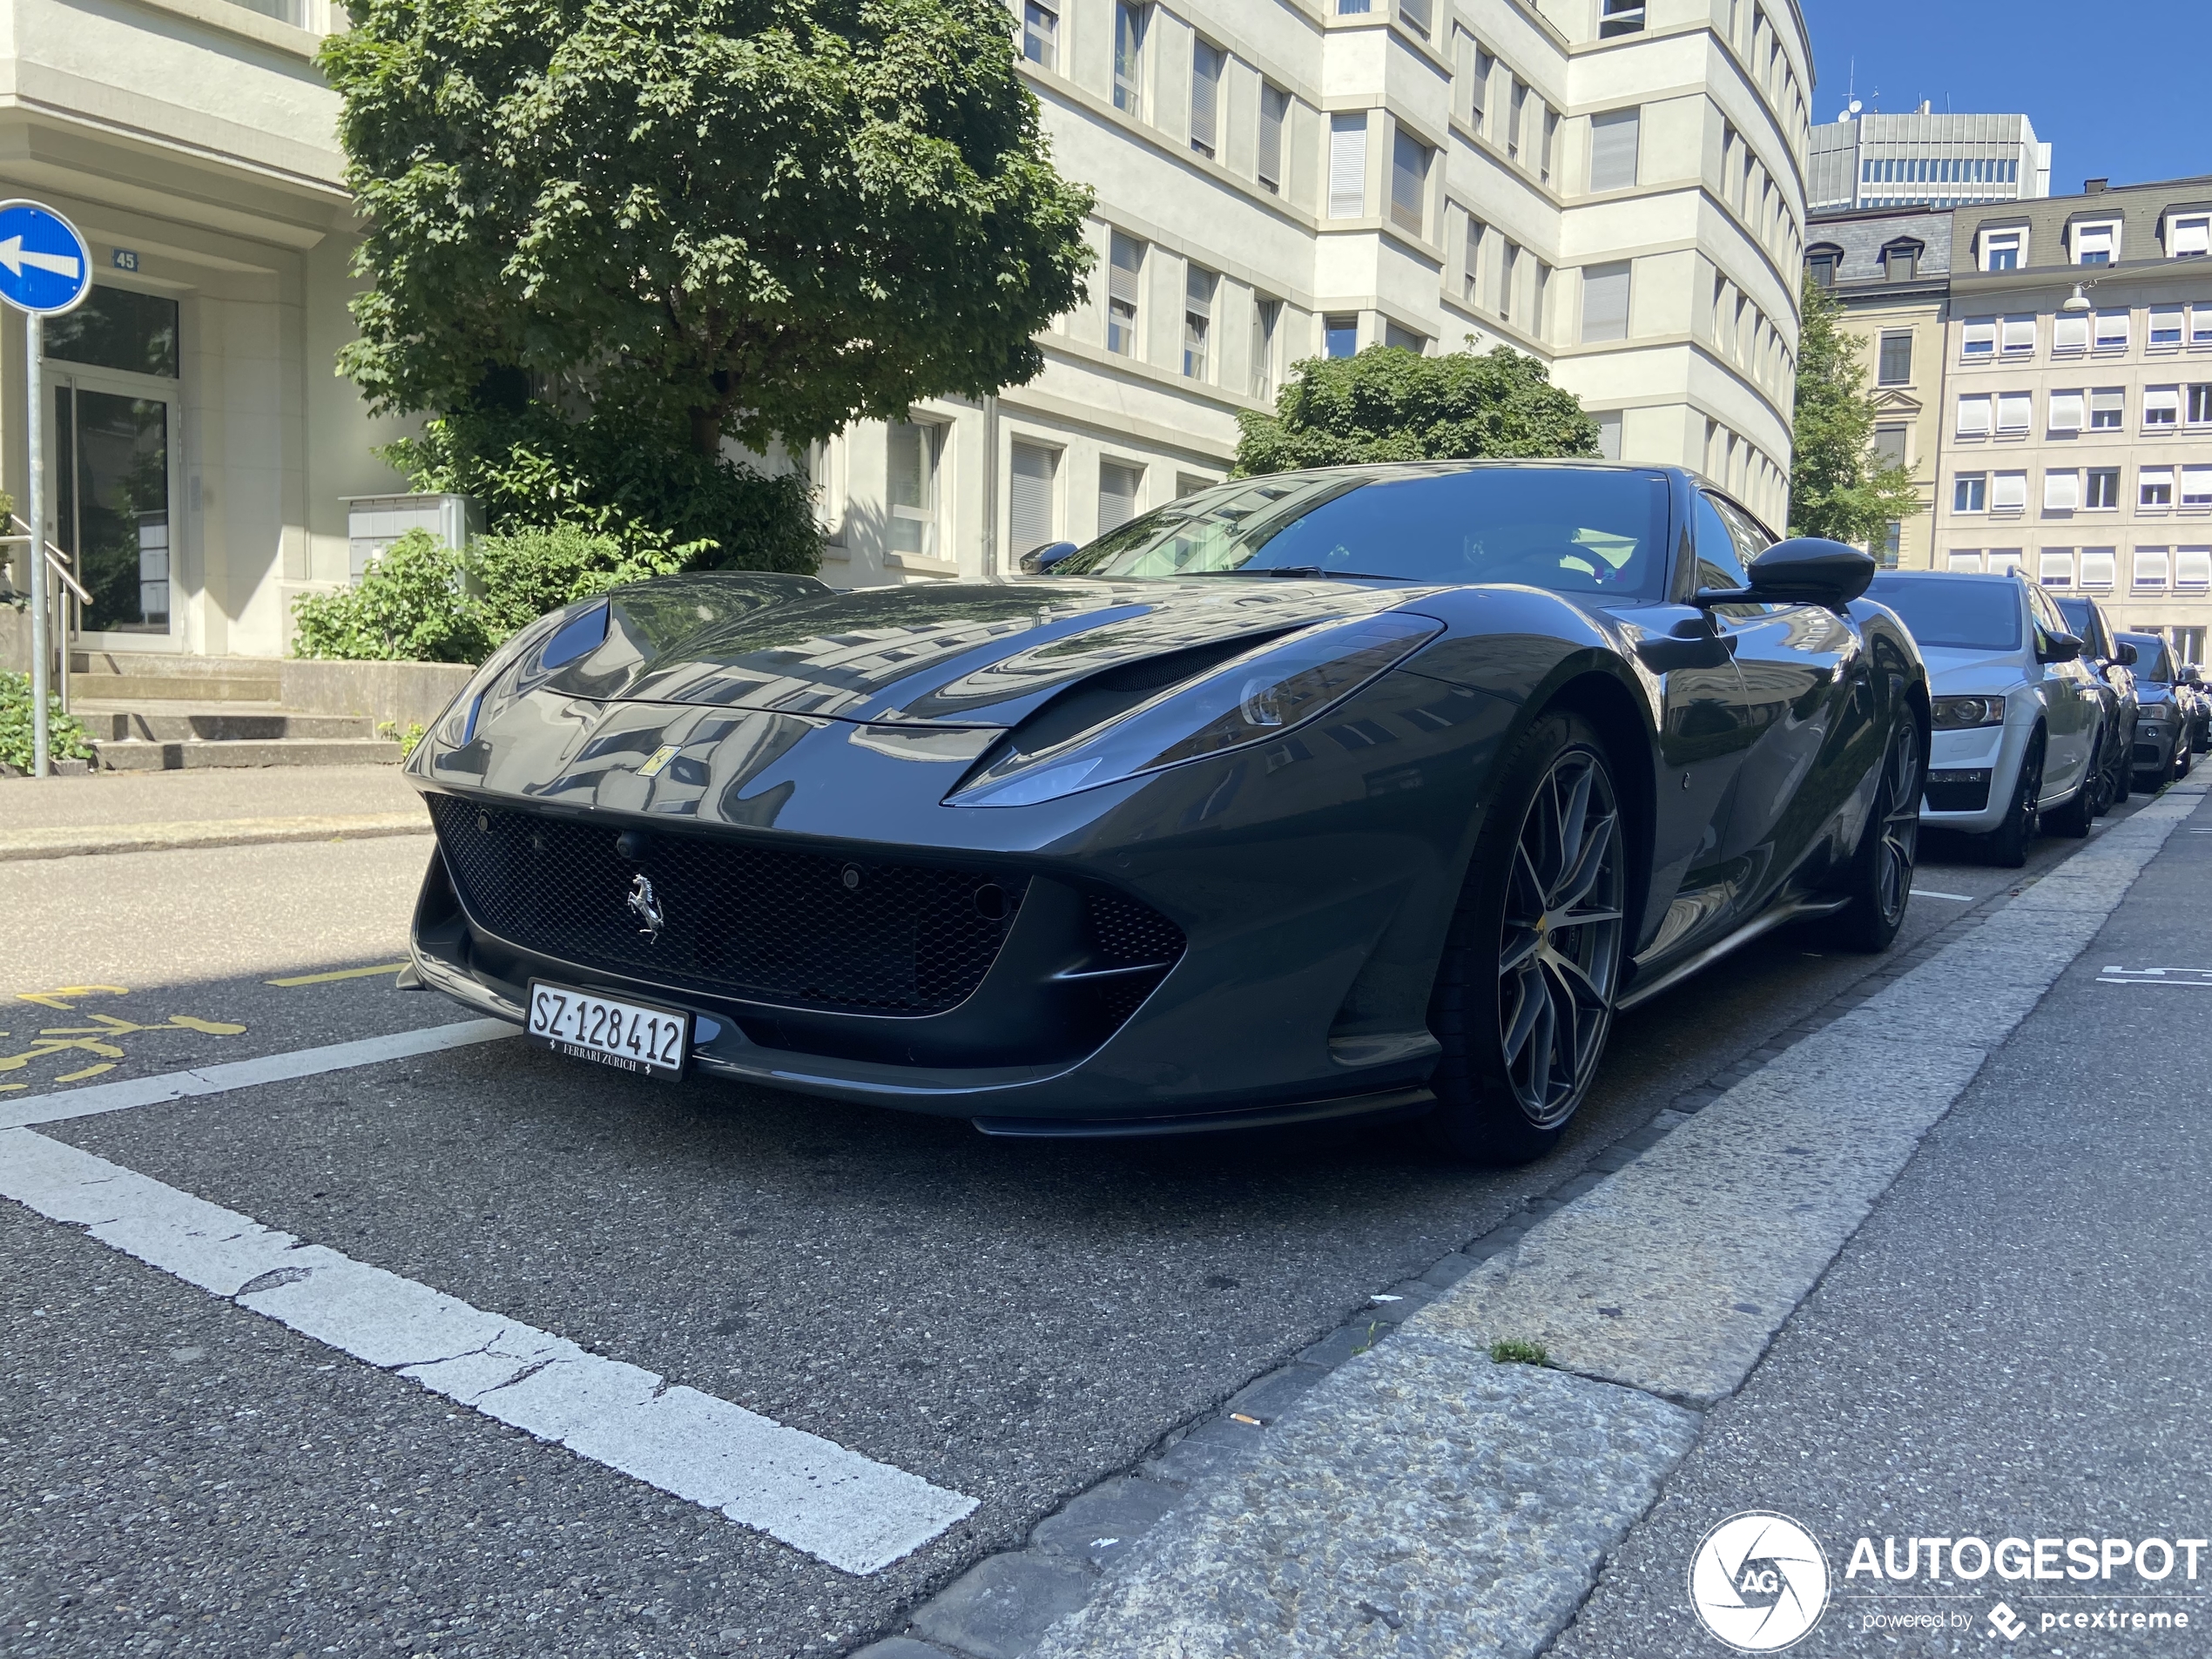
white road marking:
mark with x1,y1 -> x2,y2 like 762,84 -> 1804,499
2097,966 -> 2212,988
1909,888 -> 1976,902
0,1129 -> 975,1574
0,1020 -> 517,1131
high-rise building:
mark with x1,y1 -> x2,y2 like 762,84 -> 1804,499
1809,111 -> 2049,215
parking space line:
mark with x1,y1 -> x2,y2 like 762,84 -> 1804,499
0,1020 -> 517,1131
266,963 -> 410,988
1909,888 -> 1975,901
0,1128 -> 978,1575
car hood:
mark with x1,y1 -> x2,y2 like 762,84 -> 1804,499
1919,645 -> 2032,696
543,573 -> 1443,727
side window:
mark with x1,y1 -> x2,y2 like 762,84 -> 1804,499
1693,493 -> 1752,590
1712,497 -> 1774,570
2027,586 -> 2067,650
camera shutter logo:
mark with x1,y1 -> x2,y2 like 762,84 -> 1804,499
1688,1512 -> 1831,1651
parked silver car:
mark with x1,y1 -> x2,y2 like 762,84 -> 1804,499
1865,571 -> 2103,866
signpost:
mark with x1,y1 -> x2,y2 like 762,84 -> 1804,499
0,199 -> 92,778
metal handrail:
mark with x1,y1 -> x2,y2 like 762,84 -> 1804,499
5,515 -> 91,604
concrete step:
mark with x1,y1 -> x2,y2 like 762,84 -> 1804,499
90,737 -> 404,772
73,702 -> 380,742
71,672 -> 282,703
70,650 -> 283,679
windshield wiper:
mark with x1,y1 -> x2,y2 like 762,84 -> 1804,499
1231,565 -> 1420,582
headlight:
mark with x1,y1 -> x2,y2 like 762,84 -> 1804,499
948,612 -> 1444,807
433,600 -> 610,749
1931,694 -> 2006,729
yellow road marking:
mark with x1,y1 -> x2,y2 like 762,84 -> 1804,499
14,984 -> 130,1010
266,963 -> 409,988
1,1012 -> 248,1076
53,1063 -> 116,1082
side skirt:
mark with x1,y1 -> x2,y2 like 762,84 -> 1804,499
1615,895 -> 1851,1014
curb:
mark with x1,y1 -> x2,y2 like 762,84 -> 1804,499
0,813 -> 432,862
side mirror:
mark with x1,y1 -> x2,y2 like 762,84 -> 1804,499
2038,631 -> 2086,664
1019,540 -> 1081,575
2117,640 -> 2140,666
1696,536 -> 1877,608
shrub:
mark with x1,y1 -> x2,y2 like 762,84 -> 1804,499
469,522 -> 691,642
290,530 -> 490,664
0,671 -> 94,772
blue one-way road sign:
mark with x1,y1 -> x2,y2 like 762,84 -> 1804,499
0,199 -> 91,315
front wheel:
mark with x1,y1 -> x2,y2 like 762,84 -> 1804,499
2044,726 -> 2100,839
1825,718 -> 1922,952
1426,712 -> 1625,1166
1983,732 -> 2045,868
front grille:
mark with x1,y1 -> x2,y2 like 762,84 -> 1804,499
1923,768 -> 1992,813
1080,891 -> 1187,1028
428,795 -> 1028,1015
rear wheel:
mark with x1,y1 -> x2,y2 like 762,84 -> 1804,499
1983,731 -> 2045,868
1824,718 -> 1921,952
1426,713 -> 1624,1166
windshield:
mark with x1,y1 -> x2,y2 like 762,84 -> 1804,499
1051,467 -> 1673,598
2124,634 -> 2174,681
1865,576 -> 2023,652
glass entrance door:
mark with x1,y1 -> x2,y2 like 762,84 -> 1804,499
55,384 -> 173,635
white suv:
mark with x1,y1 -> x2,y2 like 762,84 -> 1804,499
1862,571 -> 2106,867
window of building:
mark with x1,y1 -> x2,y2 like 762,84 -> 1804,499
1882,521 -> 1903,568
2180,548 -> 2212,590
2150,306 -> 2184,347
1175,473 -> 1213,499
1328,114 -> 1368,219
1534,261 -> 1552,338
1874,424 -> 1908,468
1997,392 -> 2032,434
1098,460 -> 1144,536
1251,297 -> 1281,400
2094,309 -> 2130,350
1595,410 -> 1622,460
2195,304 -> 2212,345
1589,107 -> 1639,192
1600,0 -> 1646,36
1805,247 -> 1839,288
1993,471 -> 2028,511
1955,474 -> 1987,512
2001,316 -> 2036,355
1383,321 -> 1426,353
1987,550 -> 2023,577
2142,467 -> 2175,509
2049,390 -> 2086,431
1009,440 -> 1058,557
1338,0 -> 1370,15
2183,466 -> 2212,507
1982,229 -> 2022,271
2145,386 -> 2181,428
1464,217 -> 1486,306
1500,241 -> 1521,325
1190,40 -> 1224,158
1946,550 -> 1986,572
2040,550 -> 2074,588
2087,468 -> 2121,509
2054,312 -> 2090,353
1258,84 -> 1288,193
1957,395 -> 1993,436
1113,3 -> 1146,117
1581,260 -> 1631,343
1541,108 -> 1558,186
1324,314 -> 1359,358
2080,549 -> 2116,590
1962,317 -> 1996,357
1461,34 -> 1492,132
1399,0 -> 1432,36
1022,0 -> 1058,70
886,421 -> 943,558
1390,128 -> 1430,235
1508,78 -> 1527,163
1182,265 -> 1215,380
45,285 -> 179,378
2074,221 -> 2117,266
1107,233 -> 1143,355
2090,388 -> 2124,429
2045,470 -> 2080,510
2189,385 -> 2212,425
2134,548 -> 2169,590
1884,242 -> 1919,281
2168,214 -> 2210,258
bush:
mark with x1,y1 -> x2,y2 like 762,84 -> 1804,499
0,671 -> 93,772
291,530 -> 490,664
470,522 -> 690,641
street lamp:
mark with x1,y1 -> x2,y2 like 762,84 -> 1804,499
2062,280 -> 2096,313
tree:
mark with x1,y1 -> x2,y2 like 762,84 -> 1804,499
1236,345 -> 1600,475
320,0 -> 1095,560
1789,276 -> 1923,543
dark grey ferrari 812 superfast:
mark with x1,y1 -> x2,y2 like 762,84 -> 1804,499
404,462 -> 1928,1163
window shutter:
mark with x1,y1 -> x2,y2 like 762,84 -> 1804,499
2039,550 -> 2074,586
2054,314 -> 2089,351
1997,393 -> 2032,432
2075,224 -> 2114,260
2135,548 -> 2170,590
2048,391 -> 2085,430
1190,42 -> 1221,155
1588,108 -> 1639,192
1962,318 -> 1996,355
1581,261 -> 1631,343
1993,472 -> 2028,511
2091,388 -> 2124,421
2145,387 -> 2181,422
2172,217 -> 2211,256
1329,114 -> 1368,218
1009,442 -> 1057,555
1957,395 -> 1992,435
2179,547 -> 2212,589
2150,306 -> 2184,343
2183,466 -> 2212,505
2001,316 -> 2035,353
1987,550 -> 2022,577
1109,234 -> 1143,305
1258,84 -> 1287,190
1097,462 -> 1143,535
1390,129 -> 1426,233
2045,470 -> 2080,509
1946,551 -> 1984,573
2095,309 -> 2129,347
2080,550 -> 2115,590
2142,467 -> 2175,505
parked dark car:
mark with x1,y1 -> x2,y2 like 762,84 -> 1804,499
2121,631 -> 2194,786
404,463 -> 1928,1165
2179,666 -> 2212,752
2054,594 -> 2138,814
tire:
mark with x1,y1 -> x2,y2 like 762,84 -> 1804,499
1426,712 -> 1626,1166
1983,731 -> 2045,868
2109,720 -> 2134,806
2044,725 -> 2099,839
1824,717 -> 1922,952
2178,736 -> 2195,781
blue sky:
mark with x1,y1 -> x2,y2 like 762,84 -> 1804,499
1795,0 -> 2212,196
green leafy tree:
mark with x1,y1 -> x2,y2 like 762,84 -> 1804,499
320,0 -> 1095,563
1789,276 -> 1923,543
1236,345 -> 1600,475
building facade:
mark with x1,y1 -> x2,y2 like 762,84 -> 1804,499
1932,179 -> 2212,664
1808,110 -> 2048,216
1803,206 -> 1951,569
4,0 -> 1814,658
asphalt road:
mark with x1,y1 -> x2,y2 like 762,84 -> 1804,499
0,796 -> 2165,1659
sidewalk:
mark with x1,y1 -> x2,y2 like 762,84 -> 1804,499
0,766 -> 428,860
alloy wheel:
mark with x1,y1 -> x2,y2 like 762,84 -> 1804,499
1496,747 -> 1625,1128
1873,722 -> 1922,925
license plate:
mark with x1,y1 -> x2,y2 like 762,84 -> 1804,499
526,980 -> 690,1081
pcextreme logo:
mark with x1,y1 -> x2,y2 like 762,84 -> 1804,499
1689,1512 -> 1831,1652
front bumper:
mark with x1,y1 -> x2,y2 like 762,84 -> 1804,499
1921,716 -> 2027,833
